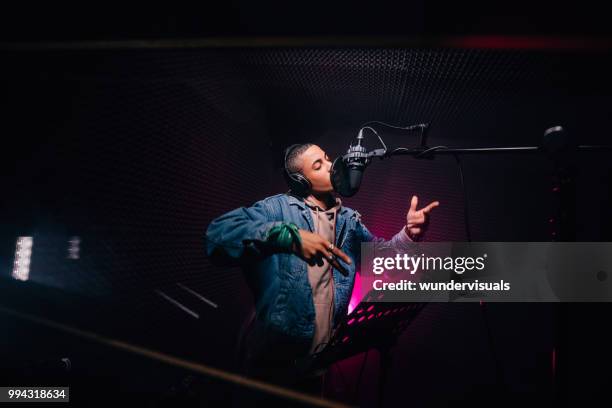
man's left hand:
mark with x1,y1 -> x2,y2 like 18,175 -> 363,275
406,195 -> 439,240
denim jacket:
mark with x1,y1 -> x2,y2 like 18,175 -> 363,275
205,193 -> 412,342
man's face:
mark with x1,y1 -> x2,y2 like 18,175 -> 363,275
299,145 -> 333,194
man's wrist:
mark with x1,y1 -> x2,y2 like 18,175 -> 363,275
404,225 -> 417,241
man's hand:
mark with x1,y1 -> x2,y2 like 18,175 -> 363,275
294,230 -> 352,269
406,195 -> 440,240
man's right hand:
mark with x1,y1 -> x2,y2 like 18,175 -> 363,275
294,229 -> 352,268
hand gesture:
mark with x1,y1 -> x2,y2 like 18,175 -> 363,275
294,230 -> 352,273
406,195 -> 439,240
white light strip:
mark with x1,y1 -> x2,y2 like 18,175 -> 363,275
12,237 -> 33,281
155,290 -> 199,319
68,236 -> 80,260
177,283 -> 218,309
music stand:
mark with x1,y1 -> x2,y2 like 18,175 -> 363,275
298,289 -> 427,407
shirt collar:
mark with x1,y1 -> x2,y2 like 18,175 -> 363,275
286,193 -> 347,215
304,196 -> 342,213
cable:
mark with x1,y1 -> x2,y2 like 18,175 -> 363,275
352,350 -> 369,403
413,145 -> 449,159
357,120 -> 429,155
452,154 -> 472,243
312,341 -> 329,355
359,121 -> 427,132
359,126 -> 388,152
447,155 -> 503,391
359,124 -> 470,242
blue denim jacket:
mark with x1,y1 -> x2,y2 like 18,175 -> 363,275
205,193 -> 412,342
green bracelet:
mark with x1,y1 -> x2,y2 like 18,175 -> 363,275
266,223 -> 302,252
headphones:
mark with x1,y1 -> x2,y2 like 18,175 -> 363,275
283,144 -> 312,196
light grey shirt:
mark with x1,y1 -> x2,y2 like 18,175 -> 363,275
304,197 -> 342,355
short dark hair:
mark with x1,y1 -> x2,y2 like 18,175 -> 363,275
285,143 -> 313,174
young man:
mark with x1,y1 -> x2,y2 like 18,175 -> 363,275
205,143 -> 439,393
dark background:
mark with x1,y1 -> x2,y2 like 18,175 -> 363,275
1,3 -> 612,407
2,1 -> 612,40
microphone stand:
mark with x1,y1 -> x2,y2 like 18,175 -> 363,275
352,126 -> 612,401
368,144 -> 611,159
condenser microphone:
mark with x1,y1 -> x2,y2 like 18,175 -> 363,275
331,129 -> 371,197
331,122 -> 425,197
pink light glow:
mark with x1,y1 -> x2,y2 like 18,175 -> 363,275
348,271 -> 363,314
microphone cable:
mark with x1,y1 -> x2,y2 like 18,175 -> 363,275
452,153 -> 472,243
353,121 -> 472,242
356,126 -> 388,152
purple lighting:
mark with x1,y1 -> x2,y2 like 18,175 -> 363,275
348,271 -> 363,314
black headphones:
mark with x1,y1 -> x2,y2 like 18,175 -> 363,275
283,144 -> 312,196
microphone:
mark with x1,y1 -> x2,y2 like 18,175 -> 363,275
331,122 -> 427,197
331,129 -> 371,197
